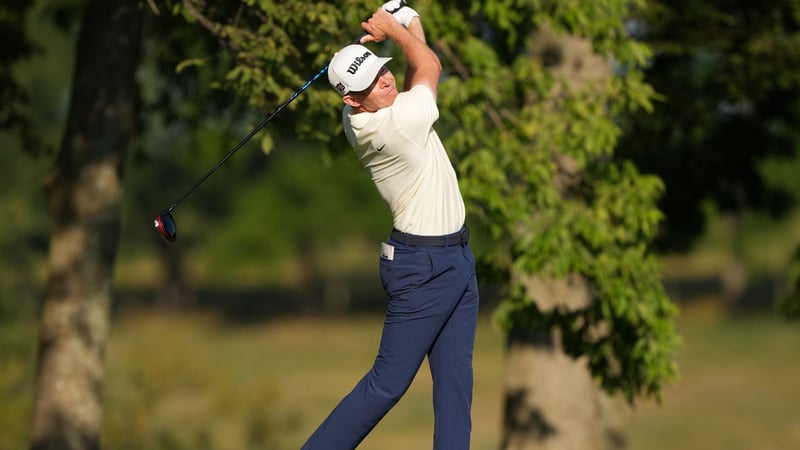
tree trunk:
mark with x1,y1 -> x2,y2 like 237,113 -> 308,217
502,26 -> 624,450
502,278 -> 624,450
156,242 -> 196,310
30,1 -> 142,449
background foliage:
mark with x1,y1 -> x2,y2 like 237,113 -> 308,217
167,0 -> 681,401
2,0 -> 800,448
618,0 -> 800,251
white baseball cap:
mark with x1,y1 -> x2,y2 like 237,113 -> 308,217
328,44 -> 392,96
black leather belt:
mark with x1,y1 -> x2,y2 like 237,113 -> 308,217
390,225 -> 469,247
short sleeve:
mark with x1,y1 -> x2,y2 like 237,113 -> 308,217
390,84 -> 439,146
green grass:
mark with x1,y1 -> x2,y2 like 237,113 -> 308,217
623,309 -> 800,450
98,312 -> 506,450
2,307 -> 799,450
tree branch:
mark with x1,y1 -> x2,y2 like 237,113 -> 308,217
436,39 -> 508,139
181,0 -> 241,52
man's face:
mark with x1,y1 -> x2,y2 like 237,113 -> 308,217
345,66 -> 397,112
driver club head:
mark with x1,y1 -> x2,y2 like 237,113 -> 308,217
154,210 -> 177,243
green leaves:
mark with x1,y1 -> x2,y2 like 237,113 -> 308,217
436,0 -> 679,402
170,1 -> 369,141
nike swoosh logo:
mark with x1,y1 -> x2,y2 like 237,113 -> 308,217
377,145 -> 385,152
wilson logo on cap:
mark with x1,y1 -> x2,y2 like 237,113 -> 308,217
328,44 -> 392,96
347,52 -> 372,75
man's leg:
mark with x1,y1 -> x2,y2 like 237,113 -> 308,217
428,245 -> 480,449
302,245 -> 454,450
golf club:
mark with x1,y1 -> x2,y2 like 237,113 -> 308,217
154,1 -> 407,243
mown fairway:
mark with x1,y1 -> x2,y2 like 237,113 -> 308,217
2,305 -> 799,450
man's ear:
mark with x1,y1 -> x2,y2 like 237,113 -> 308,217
342,94 -> 361,109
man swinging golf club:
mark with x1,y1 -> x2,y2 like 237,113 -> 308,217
302,2 -> 480,449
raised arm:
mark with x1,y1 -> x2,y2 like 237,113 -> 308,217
360,9 -> 442,98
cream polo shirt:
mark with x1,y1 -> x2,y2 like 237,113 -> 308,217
343,84 -> 465,236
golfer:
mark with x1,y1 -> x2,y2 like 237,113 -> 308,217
302,3 -> 479,449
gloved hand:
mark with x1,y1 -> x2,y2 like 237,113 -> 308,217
382,0 -> 419,28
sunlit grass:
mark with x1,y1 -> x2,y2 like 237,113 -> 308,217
101,312 -> 506,450
2,306 -> 799,450
623,311 -> 800,450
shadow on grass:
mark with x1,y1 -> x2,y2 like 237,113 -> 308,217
115,275 -> 506,324
111,271 -> 789,326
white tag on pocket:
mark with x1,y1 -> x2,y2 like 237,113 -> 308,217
380,242 -> 395,260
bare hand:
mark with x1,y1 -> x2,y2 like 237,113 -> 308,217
359,9 -> 398,44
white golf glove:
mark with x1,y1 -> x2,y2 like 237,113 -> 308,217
382,0 -> 419,28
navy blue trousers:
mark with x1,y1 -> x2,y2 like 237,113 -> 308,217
302,230 -> 480,450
